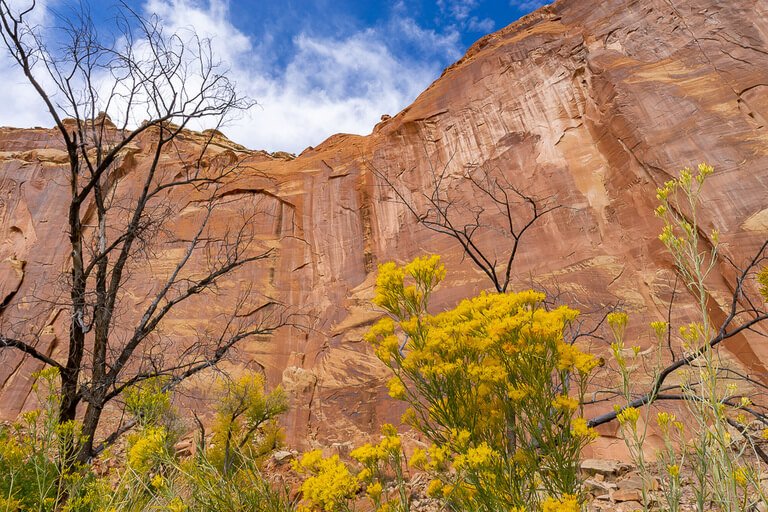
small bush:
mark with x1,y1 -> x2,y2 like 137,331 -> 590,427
363,255 -> 599,511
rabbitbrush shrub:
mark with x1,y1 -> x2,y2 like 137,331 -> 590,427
362,255 -> 600,511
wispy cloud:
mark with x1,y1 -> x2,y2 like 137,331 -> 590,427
512,0 -> 550,11
443,0 -> 478,22
0,0 -> 463,153
467,16 -> 495,33
0,0 -> 58,129
142,0 -> 460,152
436,0 -> 495,34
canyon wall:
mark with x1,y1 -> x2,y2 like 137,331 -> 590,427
1,0 -> 768,454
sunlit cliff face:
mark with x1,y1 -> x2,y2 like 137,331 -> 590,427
1,0 -> 768,455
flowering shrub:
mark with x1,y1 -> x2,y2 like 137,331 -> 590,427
351,423 -> 410,511
208,373 -> 288,475
0,369 -> 294,512
612,164 -> 768,512
365,255 -> 599,510
0,367 -> 89,511
292,450 -> 358,511
127,425 -> 170,473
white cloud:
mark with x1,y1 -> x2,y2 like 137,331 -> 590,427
0,0 -> 59,129
139,0 -> 458,153
395,17 -> 462,59
467,16 -> 495,33
0,0 -> 463,153
440,0 -> 479,22
513,0 -> 550,11
434,0 -> 494,36
0,60 -> 57,129
232,31 -> 440,153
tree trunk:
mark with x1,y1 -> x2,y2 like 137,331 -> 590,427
77,401 -> 103,464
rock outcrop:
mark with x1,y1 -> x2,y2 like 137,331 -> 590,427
2,0 -> 768,455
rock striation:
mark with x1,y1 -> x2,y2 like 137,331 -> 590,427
2,0 -> 768,455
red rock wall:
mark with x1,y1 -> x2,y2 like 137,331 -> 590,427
1,0 -> 768,453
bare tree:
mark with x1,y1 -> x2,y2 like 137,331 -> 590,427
373,139 -> 768,451
588,240 -> 768,430
0,1 -> 282,464
371,144 -> 558,293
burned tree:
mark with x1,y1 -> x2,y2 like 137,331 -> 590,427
0,1 -> 281,463
371,143 -> 558,293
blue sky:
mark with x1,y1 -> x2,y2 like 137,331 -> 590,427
1,0 -> 549,152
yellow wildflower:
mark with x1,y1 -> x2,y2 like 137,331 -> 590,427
733,466 -> 748,487
151,474 -> 166,489
542,494 -> 580,512
409,447 -> 427,469
552,395 -> 578,412
616,407 -> 640,428
386,377 -> 407,400
656,412 -> 675,432
295,452 -> 357,510
166,498 -> 187,512
607,311 -> 628,333
426,479 -> 443,498
571,417 -> 597,440
366,481 -> 383,500
127,426 -> 167,473
650,321 -> 668,339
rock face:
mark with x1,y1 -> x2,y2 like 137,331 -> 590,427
2,0 -> 768,453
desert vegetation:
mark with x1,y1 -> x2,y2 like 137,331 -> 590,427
2,165 -> 768,511
2,0 -> 768,511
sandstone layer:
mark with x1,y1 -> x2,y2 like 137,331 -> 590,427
1,0 -> 768,456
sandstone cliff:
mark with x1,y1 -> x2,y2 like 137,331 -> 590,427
1,0 -> 768,454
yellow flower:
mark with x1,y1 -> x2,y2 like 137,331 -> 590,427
295,452 -> 358,510
351,443 -> 381,465
380,433 -> 401,454
616,407 -> 640,428
697,162 -> 714,180
127,426 -> 167,473
571,417 -> 597,440
426,479 -> 443,498
656,411 -> 675,431
733,466 -> 748,487
455,443 -> 496,470
401,407 -> 418,427
409,448 -> 427,469
574,351 -> 600,374
386,377 -> 407,400
366,481 -> 383,500
667,464 -> 680,477
373,262 -> 405,314
166,497 -> 187,512
357,467 -> 372,482
292,449 -> 324,473
607,311 -> 628,332
507,384 -> 528,401
650,321 -> 668,339
542,494 -> 580,512
758,266 -> 768,301
552,395 -> 578,412
404,254 -> 446,286
427,444 -> 449,470
151,474 -> 166,489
